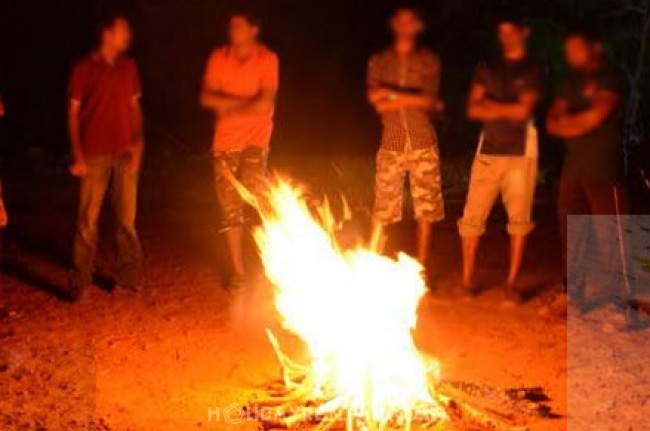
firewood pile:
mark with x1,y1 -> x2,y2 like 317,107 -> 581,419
245,378 -> 558,431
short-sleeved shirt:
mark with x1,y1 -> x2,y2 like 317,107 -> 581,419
556,63 -> 627,182
367,48 -> 440,151
472,57 -> 543,156
203,45 -> 279,152
69,54 -> 141,157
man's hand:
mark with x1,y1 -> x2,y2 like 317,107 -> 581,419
69,159 -> 88,177
126,142 -> 143,174
434,99 -> 445,115
548,91 -> 620,139
126,152 -> 142,175
467,84 -> 538,123
368,87 -> 391,104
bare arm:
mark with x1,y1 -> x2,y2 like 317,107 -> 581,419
199,52 -> 246,113
467,84 -> 499,121
200,87 -> 276,117
467,84 -> 538,122
369,88 -> 435,113
67,100 -> 89,176
546,98 -> 569,137
127,97 -> 145,173
367,54 -> 437,114
394,92 -> 435,109
547,91 -> 620,139
373,98 -> 408,113
368,86 -> 400,113
68,101 -> 83,163
367,86 -> 390,105
200,87 -> 250,113
227,87 -> 277,116
485,90 -> 539,122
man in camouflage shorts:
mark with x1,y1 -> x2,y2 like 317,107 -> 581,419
200,8 -> 279,290
367,5 -> 445,267
213,147 -> 267,229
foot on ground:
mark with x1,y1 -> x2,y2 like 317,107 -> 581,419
227,274 -> 246,291
500,283 -> 524,308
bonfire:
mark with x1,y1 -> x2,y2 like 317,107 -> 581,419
237,177 -> 554,431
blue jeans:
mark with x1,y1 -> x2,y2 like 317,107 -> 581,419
70,154 -> 142,288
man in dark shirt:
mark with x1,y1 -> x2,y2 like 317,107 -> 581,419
67,14 -> 144,300
547,27 -> 628,306
367,5 -> 444,269
458,13 -> 543,300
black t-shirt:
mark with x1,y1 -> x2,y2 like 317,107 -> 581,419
557,63 -> 627,182
473,57 -> 543,156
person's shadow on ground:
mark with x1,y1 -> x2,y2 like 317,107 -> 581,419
0,257 -> 70,301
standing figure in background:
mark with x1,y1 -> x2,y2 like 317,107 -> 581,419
0,91 -> 6,229
200,8 -> 279,291
458,13 -> 543,302
68,14 -> 144,300
367,5 -> 445,274
547,26 -> 629,311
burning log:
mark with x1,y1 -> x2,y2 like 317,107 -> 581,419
437,381 -> 554,420
248,377 -> 555,431
433,382 -> 555,430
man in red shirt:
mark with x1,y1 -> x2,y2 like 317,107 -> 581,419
68,14 -> 144,300
200,8 -> 279,290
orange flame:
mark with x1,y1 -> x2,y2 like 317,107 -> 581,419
250,177 -> 446,429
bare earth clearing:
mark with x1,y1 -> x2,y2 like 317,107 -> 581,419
1,157 -> 648,430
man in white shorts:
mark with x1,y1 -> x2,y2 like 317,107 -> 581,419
458,13 -> 543,301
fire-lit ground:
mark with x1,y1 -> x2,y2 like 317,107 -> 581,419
0,223 -> 567,431
1,156 -> 649,430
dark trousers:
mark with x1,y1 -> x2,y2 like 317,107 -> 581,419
558,174 -> 629,302
70,154 -> 142,288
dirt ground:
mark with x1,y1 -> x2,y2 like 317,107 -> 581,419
0,156 -> 648,431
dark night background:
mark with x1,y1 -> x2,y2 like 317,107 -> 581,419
0,0 -> 648,201
2,5 -> 650,430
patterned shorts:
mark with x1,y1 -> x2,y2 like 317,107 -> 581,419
213,147 -> 267,230
373,147 -> 445,225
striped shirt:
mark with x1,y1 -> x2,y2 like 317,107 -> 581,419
367,47 -> 440,151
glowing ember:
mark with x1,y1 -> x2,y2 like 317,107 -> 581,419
244,178 -> 447,430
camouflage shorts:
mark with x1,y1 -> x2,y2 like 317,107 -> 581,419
214,147 -> 267,230
373,147 -> 445,225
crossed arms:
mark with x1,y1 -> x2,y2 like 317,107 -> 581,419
367,53 -> 441,115
467,83 -> 539,123
367,86 -> 436,114
200,86 -> 277,116
546,90 -> 620,139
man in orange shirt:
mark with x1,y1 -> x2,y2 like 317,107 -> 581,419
200,8 -> 279,290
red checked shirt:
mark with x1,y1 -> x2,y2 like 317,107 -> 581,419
68,54 -> 142,157
367,48 -> 440,151
203,44 -> 279,152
